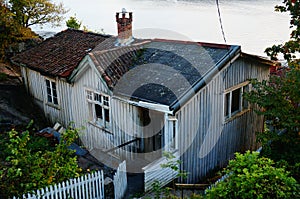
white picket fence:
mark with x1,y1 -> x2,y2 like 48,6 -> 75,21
13,170 -> 105,199
113,160 -> 127,199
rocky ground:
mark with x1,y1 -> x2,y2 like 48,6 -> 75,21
0,63 -> 47,131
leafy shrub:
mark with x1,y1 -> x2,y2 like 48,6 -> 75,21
0,127 -> 82,198
205,151 -> 300,199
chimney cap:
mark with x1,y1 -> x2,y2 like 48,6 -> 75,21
122,8 -> 127,14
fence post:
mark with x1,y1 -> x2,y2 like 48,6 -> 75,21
114,160 -> 127,199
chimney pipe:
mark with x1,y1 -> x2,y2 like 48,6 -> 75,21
116,8 -> 134,46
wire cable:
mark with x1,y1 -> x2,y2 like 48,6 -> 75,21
216,0 -> 227,44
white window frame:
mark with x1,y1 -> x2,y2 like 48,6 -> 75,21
166,115 -> 178,152
86,89 -> 111,129
224,81 -> 250,120
45,78 -> 58,105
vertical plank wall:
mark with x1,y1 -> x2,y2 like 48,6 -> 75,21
20,67 -> 68,125
177,58 -> 270,183
70,64 -> 144,161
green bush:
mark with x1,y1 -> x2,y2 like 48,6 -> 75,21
0,127 -> 82,198
205,151 -> 300,199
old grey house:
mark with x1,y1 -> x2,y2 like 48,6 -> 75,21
12,10 -> 273,191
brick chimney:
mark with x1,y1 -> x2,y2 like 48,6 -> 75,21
116,8 -> 134,46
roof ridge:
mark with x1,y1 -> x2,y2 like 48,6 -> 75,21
63,28 -> 112,38
47,28 -> 111,41
90,40 -> 151,55
153,38 -> 232,49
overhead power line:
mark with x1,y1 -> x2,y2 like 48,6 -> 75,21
216,0 -> 227,43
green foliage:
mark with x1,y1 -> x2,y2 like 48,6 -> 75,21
265,0 -> 300,63
1,0 -> 67,59
152,180 -> 163,199
205,151 -> 300,199
66,15 -> 81,30
244,0 -> 300,181
65,15 -> 105,34
245,71 -> 300,146
148,152 -> 190,198
0,126 -> 82,198
4,0 -> 68,28
0,2 -> 36,60
161,151 -> 188,179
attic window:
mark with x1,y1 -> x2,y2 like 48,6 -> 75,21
224,82 -> 249,120
45,79 -> 58,105
86,90 -> 110,129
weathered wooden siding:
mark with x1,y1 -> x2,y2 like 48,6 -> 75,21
143,152 -> 179,192
70,66 -> 113,151
21,67 -> 44,102
177,57 -> 269,183
69,64 -> 144,161
21,67 -> 72,126
111,100 -> 143,159
20,61 -> 146,162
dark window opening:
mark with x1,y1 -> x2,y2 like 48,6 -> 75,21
231,88 -> 241,113
225,92 -> 230,117
139,108 -> 151,126
95,104 -> 103,119
104,108 -> 110,122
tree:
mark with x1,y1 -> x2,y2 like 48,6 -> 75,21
4,0 -> 68,28
66,15 -> 82,30
265,0 -> 300,64
205,151 -> 300,199
244,0 -> 300,181
0,126 -> 82,198
0,2 -> 36,60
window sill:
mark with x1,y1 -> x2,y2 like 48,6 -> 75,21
224,109 -> 250,123
88,121 -> 112,134
45,102 -> 60,110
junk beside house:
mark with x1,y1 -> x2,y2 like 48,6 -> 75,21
37,123 -> 88,156
34,123 -> 128,199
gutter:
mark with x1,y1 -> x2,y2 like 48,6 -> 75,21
169,45 -> 241,113
113,95 -> 173,114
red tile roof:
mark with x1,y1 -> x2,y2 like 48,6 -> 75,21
11,29 -> 110,77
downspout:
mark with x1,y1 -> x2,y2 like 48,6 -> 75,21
169,45 -> 241,113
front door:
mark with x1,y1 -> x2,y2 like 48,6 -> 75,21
138,108 -> 164,162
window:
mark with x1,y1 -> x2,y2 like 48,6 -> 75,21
86,90 -> 110,129
45,79 -> 58,105
224,83 -> 249,119
167,116 -> 178,151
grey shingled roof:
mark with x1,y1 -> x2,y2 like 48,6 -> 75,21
89,39 -> 237,107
